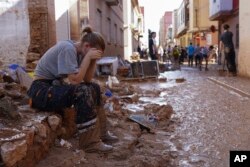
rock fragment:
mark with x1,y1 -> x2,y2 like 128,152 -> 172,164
1,140 -> 27,167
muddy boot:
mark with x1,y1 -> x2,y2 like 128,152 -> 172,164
84,141 -> 113,153
101,131 -> 118,143
98,107 -> 118,143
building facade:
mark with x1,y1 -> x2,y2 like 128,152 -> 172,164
238,0 -> 250,77
0,0 -> 56,69
172,9 -> 178,44
159,11 -> 172,47
209,0 -> 239,60
123,0 -> 144,60
176,0 -> 190,47
188,0 -> 218,47
55,0 -> 124,57
0,0 -> 124,69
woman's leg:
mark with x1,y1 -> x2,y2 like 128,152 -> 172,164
199,56 -> 202,71
74,83 -> 113,152
74,83 -> 101,135
28,80 -> 75,111
205,56 -> 208,70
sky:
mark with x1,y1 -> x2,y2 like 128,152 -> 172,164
139,0 -> 182,43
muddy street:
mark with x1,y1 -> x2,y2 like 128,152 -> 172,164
141,67 -> 250,167
35,66 -> 250,167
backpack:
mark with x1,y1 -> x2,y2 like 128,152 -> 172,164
173,48 -> 179,58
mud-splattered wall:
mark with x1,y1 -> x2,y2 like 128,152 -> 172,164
0,0 -> 56,70
0,0 -> 30,68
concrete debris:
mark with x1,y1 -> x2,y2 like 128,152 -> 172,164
120,93 -> 139,103
0,97 -> 20,120
48,115 -> 61,131
2,75 -> 15,83
59,139 -> 72,150
0,128 -> 26,144
158,76 -> 167,82
0,64 -> 176,167
107,76 -> 120,89
175,78 -> 186,83
1,140 -> 27,167
6,90 -> 23,99
34,123 -> 47,139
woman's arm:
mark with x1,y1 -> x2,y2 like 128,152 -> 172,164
68,56 -> 91,85
67,49 -> 102,85
84,60 -> 97,83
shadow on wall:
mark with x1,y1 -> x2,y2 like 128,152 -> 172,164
0,0 -> 30,69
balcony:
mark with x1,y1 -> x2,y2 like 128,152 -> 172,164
209,0 -> 233,21
105,0 -> 119,6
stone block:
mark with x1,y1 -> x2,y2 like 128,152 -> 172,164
0,140 -> 27,167
34,123 -> 47,138
48,115 -> 61,131
62,108 -> 77,139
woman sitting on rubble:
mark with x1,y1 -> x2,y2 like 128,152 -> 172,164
27,27 -> 118,153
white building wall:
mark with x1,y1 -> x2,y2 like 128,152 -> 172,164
55,0 -> 71,41
123,0 -> 133,60
0,0 -> 30,68
238,0 -> 250,77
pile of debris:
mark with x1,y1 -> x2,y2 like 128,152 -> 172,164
0,74 -> 77,167
0,66 -> 174,167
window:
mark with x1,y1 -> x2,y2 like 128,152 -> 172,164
96,9 -> 102,33
131,5 -> 135,24
120,28 -> 123,46
114,24 -> 118,45
119,0 -> 123,9
107,18 -> 111,43
236,24 -> 239,48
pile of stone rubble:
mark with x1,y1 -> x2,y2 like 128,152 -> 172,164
0,74 -> 175,167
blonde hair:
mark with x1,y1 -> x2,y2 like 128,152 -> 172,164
81,27 -> 105,51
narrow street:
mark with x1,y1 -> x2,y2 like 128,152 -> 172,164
1,0 -> 250,166
36,66 -> 250,167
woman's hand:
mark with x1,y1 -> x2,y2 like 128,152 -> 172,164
86,48 -> 103,60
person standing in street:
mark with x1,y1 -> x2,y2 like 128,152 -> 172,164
194,44 -> 201,67
179,47 -> 187,64
172,45 -> 180,70
220,24 -> 237,76
187,43 -> 195,67
201,46 -> 209,71
149,32 -> 158,60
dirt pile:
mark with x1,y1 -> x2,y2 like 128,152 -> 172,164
1,76 -> 176,167
0,79 -> 77,167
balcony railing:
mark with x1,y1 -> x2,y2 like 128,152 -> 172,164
105,0 -> 119,6
209,0 -> 233,20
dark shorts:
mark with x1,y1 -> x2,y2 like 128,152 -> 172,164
27,80 -> 101,131
203,54 -> 208,59
150,54 -> 157,60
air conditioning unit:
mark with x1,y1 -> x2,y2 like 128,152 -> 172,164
106,0 -> 119,6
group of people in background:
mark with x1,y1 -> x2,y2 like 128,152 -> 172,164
145,25 -> 237,76
187,43 -> 212,71
146,31 -> 215,71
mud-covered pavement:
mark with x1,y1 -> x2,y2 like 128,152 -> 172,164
37,65 -> 250,167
